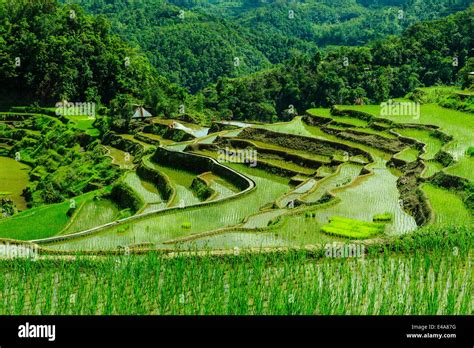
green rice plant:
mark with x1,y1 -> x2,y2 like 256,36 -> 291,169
255,117 -> 315,137
145,161 -> 201,206
60,199 -> 119,235
352,127 -> 397,139
0,156 -> 30,211
104,146 -> 134,168
307,109 -> 368,127
321,216 -> 385,239
243,209 -> 285,229
181,221 -> 191,229
302,163 -> 362,203
258,157 -> 316,175
65,115 -> 99,137
373,212 -> 393,222
421,160 -> 443,178
394,147 -> 420,163
444,156 -> 474,182
0,190 -> 100,240
123,172 -> 163,204
47,164 -> 292,251
1,226 -> 470,315
393,128 -> 443,160
421,184 -> 473,227
342,104 -> 474,161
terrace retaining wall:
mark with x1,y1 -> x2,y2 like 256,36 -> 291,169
237,127 -> 372,162
31,148 -> 256,246
102,132 -> 145,162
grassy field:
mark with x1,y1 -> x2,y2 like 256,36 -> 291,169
0,191 -> 100,240
60,198 -> 120,235
0,156 -> 30,211
421,184 -> 473,227
1,227 -> 470,315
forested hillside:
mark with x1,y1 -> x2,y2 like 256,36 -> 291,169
204,6 -> 473,121
1,0 -> 472,124
63,0 -> 471,92
0,0 -> 191,125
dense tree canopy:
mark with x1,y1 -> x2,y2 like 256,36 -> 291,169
63,0 -> 471,92
204,6 -> 473,121
0,0 -> 472,124
0,0 -> 182,107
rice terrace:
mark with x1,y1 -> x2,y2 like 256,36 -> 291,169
0,0 -> 472,320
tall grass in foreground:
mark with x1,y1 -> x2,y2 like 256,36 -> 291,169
0,226 -> 471,315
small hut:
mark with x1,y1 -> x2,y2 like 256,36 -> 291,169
132,106 -> 152,120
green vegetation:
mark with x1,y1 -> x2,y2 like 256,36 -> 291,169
0,191 -> 101,240
373,212 -> 393,222
60,198 -> 120,235
204,8 -> 473,122
110,182 -> 145,214
393,128 -> 443,160
0,0 -> 472,318
321,216 -> 385,239
422,160 -> 444,178
64,0 -> 470,95
46,165 -> 290,251
409,86 -> 474,113
0,157 -> 30,211
421,184 -> 473,227
1,226 -> 471,315
0,112 -> 121,206
302,163 -> 362,203
123,173 -> 163,204
445,156 -> 474,182
394,147 -> 420,163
